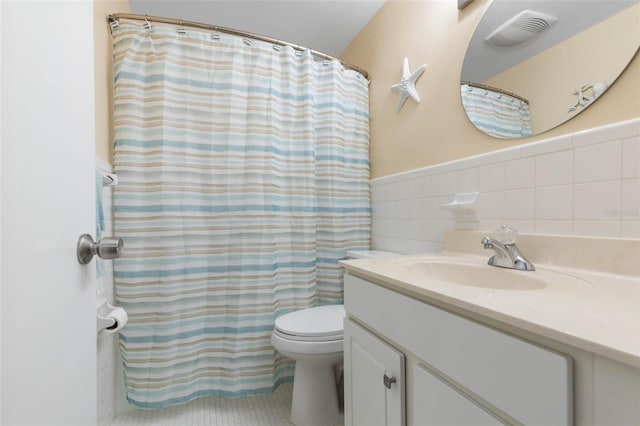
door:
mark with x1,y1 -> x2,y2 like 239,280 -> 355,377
344,318 -> 405,426
1,1 -> 97,425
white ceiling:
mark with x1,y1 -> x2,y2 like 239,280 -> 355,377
462,0 -> 638,82
127,0 -> 387,57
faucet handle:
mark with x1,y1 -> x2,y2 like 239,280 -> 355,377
492,225 -> 517,245
481,236 -> 493,249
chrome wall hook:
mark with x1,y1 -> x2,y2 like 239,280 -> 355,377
77,234 -> 123,264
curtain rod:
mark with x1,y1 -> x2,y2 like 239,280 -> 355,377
461,81 -> 529,104
108,13 -> 369,80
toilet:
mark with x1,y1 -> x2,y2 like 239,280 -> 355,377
271,249 -> 398,426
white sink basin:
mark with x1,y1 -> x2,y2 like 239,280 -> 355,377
395,258 -> 591,291
404,260 -> 545,290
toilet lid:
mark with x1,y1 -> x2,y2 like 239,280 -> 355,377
274,305 -> 345,340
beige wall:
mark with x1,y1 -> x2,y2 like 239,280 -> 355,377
486,4 -> 640,135
340,0 -> 640,178
94,0 -> 130,164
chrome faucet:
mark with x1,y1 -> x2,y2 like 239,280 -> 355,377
481,225 -> 535,271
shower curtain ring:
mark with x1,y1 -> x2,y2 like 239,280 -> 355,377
178,20 -> 186,34
143,15 -> 151,30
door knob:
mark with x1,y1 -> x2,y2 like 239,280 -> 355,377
383,374 -> 397,389
77,234 -> 123,264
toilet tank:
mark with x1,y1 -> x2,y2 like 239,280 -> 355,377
345,250 -> 399,260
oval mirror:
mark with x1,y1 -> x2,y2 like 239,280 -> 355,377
461,0 -> 639,139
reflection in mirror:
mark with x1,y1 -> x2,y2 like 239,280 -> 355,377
461,0 -> 640,139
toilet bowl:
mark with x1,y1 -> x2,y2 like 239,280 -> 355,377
271,249 -> 398,426
271,305 -> 345,426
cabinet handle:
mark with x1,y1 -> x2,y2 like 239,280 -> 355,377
383,374 -> 396,389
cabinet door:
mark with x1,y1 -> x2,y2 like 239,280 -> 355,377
411,363 -> 506,426
344,319 -> 405,426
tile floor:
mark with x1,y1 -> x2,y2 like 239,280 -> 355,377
112,383 -> 293,426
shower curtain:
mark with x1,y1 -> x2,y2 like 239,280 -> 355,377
461,84 -> 532,139
112,19 -> 370,409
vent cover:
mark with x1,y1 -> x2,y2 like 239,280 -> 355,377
485,10 -> 558,47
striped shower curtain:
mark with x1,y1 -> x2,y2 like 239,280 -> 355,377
461,84 -> 532,139
111,19 -> 370,409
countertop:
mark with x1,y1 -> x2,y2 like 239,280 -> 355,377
340,251 -> 640,369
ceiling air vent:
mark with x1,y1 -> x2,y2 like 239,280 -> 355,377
485,10 -> 558,47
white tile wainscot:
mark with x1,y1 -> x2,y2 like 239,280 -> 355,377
370,118 -> 640,254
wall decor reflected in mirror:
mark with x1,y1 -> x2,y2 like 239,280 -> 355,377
461,0 -> 639,139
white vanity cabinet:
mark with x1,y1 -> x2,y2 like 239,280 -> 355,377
344,274 -> 573,426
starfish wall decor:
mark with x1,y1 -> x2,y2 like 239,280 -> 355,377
390,57 -> 427,113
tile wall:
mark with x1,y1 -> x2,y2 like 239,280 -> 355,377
371,118 -> 640,254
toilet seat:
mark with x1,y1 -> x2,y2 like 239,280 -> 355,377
274,305 -> 345,342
